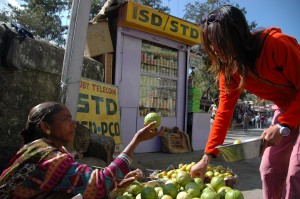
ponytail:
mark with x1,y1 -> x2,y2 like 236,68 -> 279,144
19,102 -> 65,144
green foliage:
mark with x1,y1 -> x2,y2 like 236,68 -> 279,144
190,47 -> 218,99
90,0 -> 106,19
183,0 -> 230,24
132,0 -> 170,13
183,0 -> 256,29
2,0 -> 106,46
1,0 -> 168,46
0,11 -> 10,22
6,0 -> 70,46
185,0 -> 257,100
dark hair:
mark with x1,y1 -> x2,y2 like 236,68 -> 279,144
20,102 -> 66,144
201,5 -> 261,89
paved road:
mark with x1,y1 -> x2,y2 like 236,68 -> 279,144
132,123 -> 271,198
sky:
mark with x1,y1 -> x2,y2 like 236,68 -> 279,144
0,0 -> 20,9
162,0 -> 300,41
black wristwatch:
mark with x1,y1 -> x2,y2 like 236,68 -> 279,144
276,123 -> 290,136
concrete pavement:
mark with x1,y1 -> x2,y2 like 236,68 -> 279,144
131,125 -> 268,198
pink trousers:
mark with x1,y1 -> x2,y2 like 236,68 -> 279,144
260,109 -> 300,199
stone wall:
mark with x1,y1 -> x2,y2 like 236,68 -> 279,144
0,28 -> 105,172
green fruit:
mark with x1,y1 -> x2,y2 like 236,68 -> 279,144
129,181 -> 144,196
144,112 -> 161,128
210,176 -> 225,192
216,165 -> 224,172
163,183 -> 179,198
155,187 -> 163,194
161,195 -> 173,199
200,191 -> 220,199
218,174 -> 225,179
165,178 -> 177,185
176,171 -> 192,187
136,193 -> 141,199
217,186 -> 232,194
233,140 -> 242,144
217,186 -> 232,199
157,190 -> 164,199
202,184 -> 215,193
219,190 -> 226,199
141,187 -> 157,199
116,195 -> 128,199
176,191 -> 193,199
185,182 -> 201,197
193,178 -> 205,191
205,171 -> 214,179
225,189 -> 244,199
123,192 -> 135,199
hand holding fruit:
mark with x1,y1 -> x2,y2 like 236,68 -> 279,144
122,121 -> 165,159
190,154 -> 211,179
118,169 -> 145,189
125,169 -> 145,180
144,112 -> 161,129
134,122 -> 166,143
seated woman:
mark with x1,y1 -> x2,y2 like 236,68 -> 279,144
0,102 -> 164,198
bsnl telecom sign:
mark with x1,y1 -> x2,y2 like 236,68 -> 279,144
76,78 -> 122,145
120,2 -> 202,46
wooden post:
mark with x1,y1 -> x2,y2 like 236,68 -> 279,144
103,53 -> 113,84
60,0 -> 92,119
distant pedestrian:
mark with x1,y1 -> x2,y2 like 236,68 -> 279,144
209,98 -> 219,127
255,114 -> 260,128
229,118 -> 236,130
260,114 -> 265,128
242,113 -> 251,133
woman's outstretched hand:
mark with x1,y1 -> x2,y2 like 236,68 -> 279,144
118,169 -> 145,189
122,122 -> 166,160
134,122 -> 166,143
190,154 -> 212,180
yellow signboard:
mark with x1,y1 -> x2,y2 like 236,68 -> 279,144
120,2 -> 202,46
76,78 -> 122,145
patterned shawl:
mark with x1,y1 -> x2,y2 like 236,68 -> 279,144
0,139 -> 56,198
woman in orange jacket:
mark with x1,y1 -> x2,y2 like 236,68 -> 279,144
190,5 -> 300,198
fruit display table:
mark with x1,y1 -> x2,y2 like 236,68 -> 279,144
112,162 -> 242,199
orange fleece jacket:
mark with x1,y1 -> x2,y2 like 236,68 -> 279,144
205,27 -> 300,156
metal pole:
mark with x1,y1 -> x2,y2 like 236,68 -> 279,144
60,0 -> 92,119
184,46 -> 191,132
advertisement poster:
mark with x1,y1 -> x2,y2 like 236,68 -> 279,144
76,78 -> 122,145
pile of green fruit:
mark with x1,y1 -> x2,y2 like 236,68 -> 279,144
203,164 -> 237,188
157,162 -> 237,188
114,163 -> 243,199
